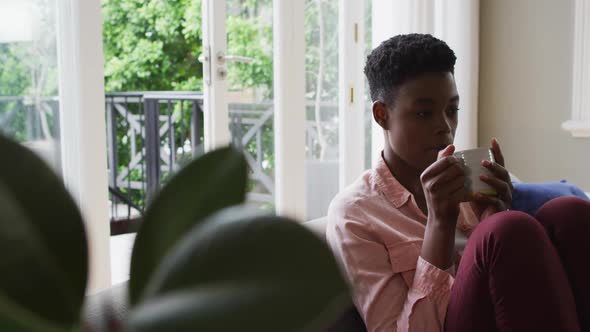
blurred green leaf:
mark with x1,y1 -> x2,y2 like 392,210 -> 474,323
127,282 -> 348,332
0,293 -> 69,332
131,207 -> 350,331
129,146 -> 248,305
0,135 -> 87,327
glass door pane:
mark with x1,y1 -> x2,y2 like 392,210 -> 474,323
102,0 -> 205,283
102,0 -> 204,227
225,0 -> 274,212
0,0 -> 61,171
305,0 -> 339,220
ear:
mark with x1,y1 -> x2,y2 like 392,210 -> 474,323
372,101 -> 389,130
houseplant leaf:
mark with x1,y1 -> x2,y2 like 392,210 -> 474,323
0,293 -> 70,332
129,146 -> 248,305
0,136 -> 87,327
131,206 -> 350,331
127,282 -> 349,332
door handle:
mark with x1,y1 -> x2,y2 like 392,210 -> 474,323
198,50 -> 253,83
198,52 -> 254,64
216,51 -> 253,64
222,55 -> 253,63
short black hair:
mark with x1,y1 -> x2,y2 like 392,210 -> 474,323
364,33 -> 456,104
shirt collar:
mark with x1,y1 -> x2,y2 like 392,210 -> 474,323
374,154 -> 412,208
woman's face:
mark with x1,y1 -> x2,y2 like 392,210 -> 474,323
384,71 -> 460,171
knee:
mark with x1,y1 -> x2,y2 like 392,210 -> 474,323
536,196 -> 590,221
535,196 -> 590,240
464,212 -> 551,271
471,211 -> 547,249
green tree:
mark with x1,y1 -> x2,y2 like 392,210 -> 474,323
0,0 -> 60,142
226,0 -> 273,96
102,0 -> 274,94
102,0 -> 275,210
102,0 -> 204,92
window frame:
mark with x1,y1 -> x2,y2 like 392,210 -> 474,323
562,0 -> 590,137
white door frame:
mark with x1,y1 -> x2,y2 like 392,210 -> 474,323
339,0 -> 366,189
56,0 -> 111,293
273,0 -> 306,221
202,0 -> 230,151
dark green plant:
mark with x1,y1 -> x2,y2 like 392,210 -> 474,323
0,135 -> 350,331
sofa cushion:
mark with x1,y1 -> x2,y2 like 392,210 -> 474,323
512,180 -> 589,216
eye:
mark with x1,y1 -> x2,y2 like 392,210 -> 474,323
416,110 -> 433,118
447,107 -> 459,116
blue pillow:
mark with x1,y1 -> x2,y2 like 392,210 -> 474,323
511,180 -> 589,216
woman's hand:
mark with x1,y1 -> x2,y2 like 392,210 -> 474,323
420,144 -> 466,270
471,138 -> 514,216
420,144 -> 467,227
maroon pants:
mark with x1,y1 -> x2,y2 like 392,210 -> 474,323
445,197 -> 590,332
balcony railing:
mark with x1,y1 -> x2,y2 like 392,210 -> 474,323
106,91 -> 339,232
0,92 -> 339,234
0,96 -> 60,142
105,91 -> 206,224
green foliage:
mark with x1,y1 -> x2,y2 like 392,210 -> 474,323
0,0 -> 60,142
0,135 -> 87,329
102,0 -> 274,94
226,16 -> 273,94
0,45 -> 33,97
102,0 -> 204,92
102,0 -> 275,212
125,146 -> 349,331
0,294 -> 67,332
128,206 -> 349,331
304,0 -> 339,103
0,0 -> 59,97
0,137 -> 351,331
129,146 -> 248,305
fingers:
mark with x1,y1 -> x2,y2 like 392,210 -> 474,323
480,174 -> 510,196
425,176 -> 467,210
421,161 -> 464,192
482,159 -> 509,181
473,192 -> 508,211
423,152 -> 462,183
438,144 -> 456,160
421,144 -> 468,221
448,179 -> 469,203
490,137 -> 505,167
479,173 -> 512,209
423,168 -> 466,203
434,163 -> 465,186
434,176 -> 466,197
482,159 -> 514,192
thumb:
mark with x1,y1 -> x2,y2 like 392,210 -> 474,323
437,144 -> 455,160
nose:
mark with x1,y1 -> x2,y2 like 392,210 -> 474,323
435,112 -> 454,135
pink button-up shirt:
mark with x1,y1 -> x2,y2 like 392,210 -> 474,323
326,158 -> 479,332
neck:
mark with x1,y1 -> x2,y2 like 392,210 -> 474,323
383,147 -> 424,198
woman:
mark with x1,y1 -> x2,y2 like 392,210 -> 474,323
326,33 -> 590,331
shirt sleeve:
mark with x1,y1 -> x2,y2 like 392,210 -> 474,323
327,209 -> 454,332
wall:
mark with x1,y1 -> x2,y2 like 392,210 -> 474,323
479,0 -> 590,191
